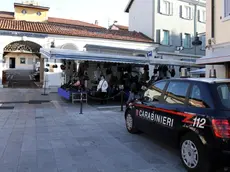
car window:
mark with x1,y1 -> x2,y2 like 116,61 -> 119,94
144,81 -> 166,101
164,81 -> 189,105
188,85 -> 210,108
216,83 -> 230,109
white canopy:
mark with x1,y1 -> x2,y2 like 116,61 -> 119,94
40,48 -> 201,67
190,68 -> 205,75
40,48 -> 149,65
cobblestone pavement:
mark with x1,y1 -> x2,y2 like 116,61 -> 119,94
0,89 -> 187,172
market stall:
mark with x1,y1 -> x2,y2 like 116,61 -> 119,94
40,48 -> 150,102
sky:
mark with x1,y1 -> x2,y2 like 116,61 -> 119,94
1,0 -> 130,28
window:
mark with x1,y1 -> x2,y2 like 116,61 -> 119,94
198,10 -> 206,23
184,33 -> 191,48
201,35 -> 206,50
159,0 -> 173,15
216,83 -> 230,109
162,30 -> 169,45
37,11 -> 41,16
21,9 -> 27,14
144,81 -> 167,102
181,5 -> 192,20
189,85 -> 209,108
27,58 -> 33,65
164,82 -> 189,105
185,6 -> 191,19
20,58 -> 26,64
224,0 -> 230,18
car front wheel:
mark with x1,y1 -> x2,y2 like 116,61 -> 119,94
180,133 -> 212,172
125,111 -> 138,134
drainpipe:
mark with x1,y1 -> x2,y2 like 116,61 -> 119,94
211,0 -> 215,38
211,0 -> 216,78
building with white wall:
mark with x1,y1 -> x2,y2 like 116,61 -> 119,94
125,0 -> 206,76
196,0 -> 230,78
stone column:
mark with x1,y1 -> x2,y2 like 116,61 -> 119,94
0,51 -> 3,88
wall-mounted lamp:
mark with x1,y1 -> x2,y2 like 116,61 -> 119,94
50,41 -> 55,48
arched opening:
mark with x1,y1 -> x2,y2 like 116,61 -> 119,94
2,40 -> 42,88
60,43 -> 78,50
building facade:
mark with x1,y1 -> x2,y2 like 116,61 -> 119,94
125,0 -> 206,74
196,0 -> 230,78
0,1 -> 157,88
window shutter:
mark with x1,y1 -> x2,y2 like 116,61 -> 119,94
158,0 -> 161,13
158,0 -> 164,14
181,6 -> 187,19
180,5 -> 183,18
156,29 -> 161,43
170,31 -> 173,45
170,2 -> 173,15
224,0 -> 230,17
182,33 -> 186,47
190,7 -> 194,20
190,35 -> 193,48
201,36 -> 206,50
203,11 -> 206,22
160,30 -> 164,44
198,10 -> 201,22
180,33 -> 183,46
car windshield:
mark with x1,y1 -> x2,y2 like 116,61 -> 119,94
216,83 -> 230,109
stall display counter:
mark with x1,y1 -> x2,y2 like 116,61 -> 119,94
72,92 -> 87,104
58,87 -> 72,100
58,87 -> 88,103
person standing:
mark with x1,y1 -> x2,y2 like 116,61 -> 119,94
97,75 -> 108,104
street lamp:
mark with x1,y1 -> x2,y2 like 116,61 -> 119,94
191,0 -> 202,55
50,41 -> 55,48
192,32 -> 202,55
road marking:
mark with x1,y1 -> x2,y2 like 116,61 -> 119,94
29,75 -> 32,80
10,75 -> 14,79
98,106 -> 120,109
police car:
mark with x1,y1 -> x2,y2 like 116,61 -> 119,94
125,78 -> 230,172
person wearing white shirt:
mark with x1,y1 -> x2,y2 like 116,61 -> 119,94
97,75 -> 108,104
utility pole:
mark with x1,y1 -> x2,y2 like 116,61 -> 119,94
193,1 -> 197,38
192,0 -> 202,55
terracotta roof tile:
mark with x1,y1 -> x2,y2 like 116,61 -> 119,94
0,11 -> 14,19
0,19 -> 153,43
48,17 -> 104,29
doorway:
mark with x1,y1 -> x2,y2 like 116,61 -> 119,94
9,57 -> 16,68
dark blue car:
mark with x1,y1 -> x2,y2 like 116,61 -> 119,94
125,78 -> 230,172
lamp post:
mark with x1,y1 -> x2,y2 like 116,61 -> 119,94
191,0 -> 202,55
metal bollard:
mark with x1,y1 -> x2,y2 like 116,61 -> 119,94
79,92 -> 83,114
121,91 -> 124,112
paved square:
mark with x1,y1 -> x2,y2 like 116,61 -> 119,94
0,89 -> 185,172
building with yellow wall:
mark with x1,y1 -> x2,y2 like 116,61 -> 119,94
2,2 -> 50,70
14,2 -> 49,22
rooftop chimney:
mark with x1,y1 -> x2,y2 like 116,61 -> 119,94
95,20 -> 98,25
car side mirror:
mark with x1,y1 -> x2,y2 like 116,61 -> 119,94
152,95 -> 160,101
142,96 -> 152,102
